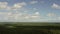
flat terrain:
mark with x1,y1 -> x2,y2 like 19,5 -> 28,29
0,22 -> 60,34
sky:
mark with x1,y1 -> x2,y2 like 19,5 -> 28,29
0,0 -> 60,22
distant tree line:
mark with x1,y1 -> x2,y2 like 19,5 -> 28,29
0,24 -> 60,34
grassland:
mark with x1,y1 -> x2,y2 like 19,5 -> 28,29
0,22 -> 60,34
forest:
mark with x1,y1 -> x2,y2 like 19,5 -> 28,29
0,22 -> 60,34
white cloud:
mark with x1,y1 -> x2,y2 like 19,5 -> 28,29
52,3 -> 60,9
0,2 -> 27,10
0,12 -> 4,14
13,12 -> 40,20
0,2 -> 8,9
33,8 -> 37,10
30,1 -> 38,4
0,11 -> 41,21
0,2 -> 42,21
31,12 -> 40,19
31,15 -> 39,18
7,12 -> 12,16
35,12 -> 40,15
13,2 -> 26,9
6,6 -> 12,10
0,12 -> 15,20
25,16 -> 30,19
58,17 -> 60,20
0,2 -> 12,10
0,12 -> 9,20
0,12 -> 7,15
47,13 -> 56,17
24,11 -> 28,13
9,13 -> 24,20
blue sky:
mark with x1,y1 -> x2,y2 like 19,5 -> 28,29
0,0 -> 60,22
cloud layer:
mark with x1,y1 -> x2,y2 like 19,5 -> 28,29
52,3 -> 60,9
0,0 -> 60,22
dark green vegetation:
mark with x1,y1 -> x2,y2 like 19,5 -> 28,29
0,22 -> 60,34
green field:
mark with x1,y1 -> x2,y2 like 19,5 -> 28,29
0,22 -> 60,34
